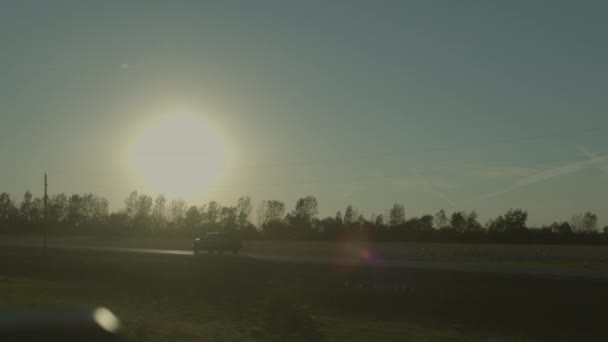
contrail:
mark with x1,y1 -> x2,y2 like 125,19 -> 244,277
578,146 -> 608,174
412,167 -> 458,208
477,154 -> 608,201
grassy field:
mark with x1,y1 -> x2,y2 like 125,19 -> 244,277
1,276 -> 530,342
1,246 -> 607,341
4,235 -> 608,270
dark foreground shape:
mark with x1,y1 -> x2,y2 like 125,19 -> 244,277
0,307 -> 121,342
192,232 -> 242,255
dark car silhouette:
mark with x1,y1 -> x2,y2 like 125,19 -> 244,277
192,232 -> 242,255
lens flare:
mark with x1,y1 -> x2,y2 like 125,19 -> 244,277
359,248 -> 372,260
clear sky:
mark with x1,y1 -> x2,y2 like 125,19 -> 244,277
1,1 -> 607,225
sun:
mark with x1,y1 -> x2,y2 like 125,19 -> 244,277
130,114 -> 227,197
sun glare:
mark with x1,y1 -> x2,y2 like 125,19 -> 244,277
130,114 -> 227,197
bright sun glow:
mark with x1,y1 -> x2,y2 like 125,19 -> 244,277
130,115 -> 227,197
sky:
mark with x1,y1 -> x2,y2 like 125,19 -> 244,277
1,0 -> 607,225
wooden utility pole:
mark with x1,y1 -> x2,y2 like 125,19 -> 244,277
43,173 -> 48,256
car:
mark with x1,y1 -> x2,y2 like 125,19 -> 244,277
192,232 -> 242,255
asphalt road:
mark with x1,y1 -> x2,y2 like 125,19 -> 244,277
2,241 -> 608,280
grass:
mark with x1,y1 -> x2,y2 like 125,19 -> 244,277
0,276 -> 251,342
321,317 -> 538,342
4,235 -> 608,270
1,247 -> 607,341
0,276 -> 536,342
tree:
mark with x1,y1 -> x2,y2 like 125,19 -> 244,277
344,205 -> 356,225
486,216 -> 503,232
465,211 -> 483,232
263,200 -> 286,225
548,221 -> 572,235
133,194 -> 153,226
0,193 -> 17,228
168,199 -> 187,226
236,196 -> 252,229
287,196 -> 319,238
257,200 -> 267,227
319,216 -> 340,238
261,200 -> 287,238
293,196 -> 319,223
388,203 -> 405,227
205,201 -> 221,225
151,195 -> 167,229
124,191 -> 139,219
571,212 -> 598,234
30,197 -> 44,224
5,187 -> 608,244
375,214 -> 385,226
66,194 -> 86,227
87,194 -> 109,222
419,214 -> 435,231
434,209 -> 448,229
220,206 -> 238,232
121,192 -> 153,230
357,214 -> 366,225
184,206 -> 202,232
63,193 -> 108,231
335,211 -> 343,225
19,191 -> 34,224
49,193 -> 68,223
450,211 -> 467,233
0,193 -> 12,220
503,209 -> 527,231
106,212 -> 129,234
488,209 -> 528,233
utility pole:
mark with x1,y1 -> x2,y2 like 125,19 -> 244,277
43,173 -> 48,256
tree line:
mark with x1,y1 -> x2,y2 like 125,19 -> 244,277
0,191 -> 606,243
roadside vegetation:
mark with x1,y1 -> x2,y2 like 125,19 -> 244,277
1,191 -> 606,244
2,248 -> 605,341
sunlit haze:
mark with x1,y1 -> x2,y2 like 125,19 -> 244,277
1,1 -> 607,224
130,114 -> 227,197
2,3 -> 608,341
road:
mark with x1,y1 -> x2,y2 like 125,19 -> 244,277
2,241 -> 608,280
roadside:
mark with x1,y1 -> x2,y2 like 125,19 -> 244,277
3,248 -> 605,341
2,236 -> 608,280
3,235 -> 608,263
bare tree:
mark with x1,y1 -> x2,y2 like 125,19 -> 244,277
237,196 -> 253,229
257,200 -> 267,227
168,199 -> 187,226
264,200 -> 286,225
388,203 -> 405,227
151,195 -> 167,229
571,212 -> 598,233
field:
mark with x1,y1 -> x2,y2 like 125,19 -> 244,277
1,245 -> 607,341
4,235 -> 608,270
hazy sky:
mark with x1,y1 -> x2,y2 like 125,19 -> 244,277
1,1 -> 607,225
